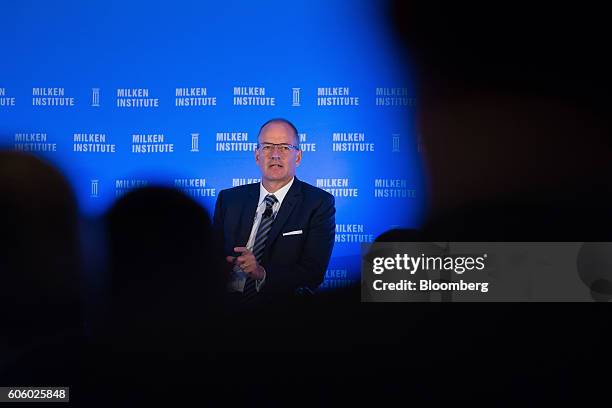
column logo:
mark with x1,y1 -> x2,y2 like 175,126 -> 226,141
191,133 -> 200,152
90,179 -> 99,198
392,134 -> 400,152
91,88 -> 100,107
292,87 -> 301,107
417,134 -> 425,153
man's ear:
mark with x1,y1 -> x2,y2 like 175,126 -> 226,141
295,150 -> 302,167
255,148 -> 260,165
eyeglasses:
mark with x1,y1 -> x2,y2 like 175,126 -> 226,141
257,143 -> 300,154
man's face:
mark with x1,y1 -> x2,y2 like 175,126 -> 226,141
255,122 -> 302,186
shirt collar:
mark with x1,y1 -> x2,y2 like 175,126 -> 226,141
258,177 -> 294,207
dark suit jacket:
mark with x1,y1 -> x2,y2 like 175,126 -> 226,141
213,177 -> 336,298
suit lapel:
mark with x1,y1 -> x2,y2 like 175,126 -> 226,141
237,183 -> 260,247
265,178 -> 302,257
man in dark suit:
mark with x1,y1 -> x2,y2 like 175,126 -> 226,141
213,118 -> 335,302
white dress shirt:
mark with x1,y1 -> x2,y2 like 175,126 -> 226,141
227,177 -> 294,293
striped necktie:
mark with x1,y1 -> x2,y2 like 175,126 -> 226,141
243,194 -> 278,301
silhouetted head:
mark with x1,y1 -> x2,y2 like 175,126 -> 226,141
0,151 -> 81,343
104,186 -> 221,351
388,1 -> 612,217
106,187 -> 214,287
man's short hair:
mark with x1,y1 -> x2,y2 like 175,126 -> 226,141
258,118 -> 300,147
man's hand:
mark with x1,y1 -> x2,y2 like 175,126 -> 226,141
225,246 -> 265,279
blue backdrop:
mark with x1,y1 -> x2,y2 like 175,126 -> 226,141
0,0 -> 425,288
